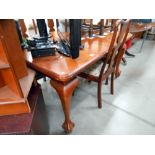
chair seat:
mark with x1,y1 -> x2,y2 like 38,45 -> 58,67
84,60 -> 104,76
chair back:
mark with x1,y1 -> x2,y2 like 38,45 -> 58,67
99,19 -> 131,77
82,19 -> 109,37
104,19 -> 116,32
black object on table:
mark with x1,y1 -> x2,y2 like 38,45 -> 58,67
26,37 -> 57,58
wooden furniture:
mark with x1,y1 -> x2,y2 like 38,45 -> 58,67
79,19 -> 131,108
32,19 -> 55,37
26,27 -> 132,133
25,35 -> 111,133
47,19 -> 55,32
32,19 -> 38,34
18,19 -> 48,81
103,19 -> 115,32
82,19 -> 105,37
122,22 -> 154,65
18,19 -> 29,39
0,83 -> 49,135
0,20 -> 35,116
147,22 -> 155,40
82,19 -> 116,38
129,22 -> 152,53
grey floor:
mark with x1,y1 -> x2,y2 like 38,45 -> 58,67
38,39 -> 155,135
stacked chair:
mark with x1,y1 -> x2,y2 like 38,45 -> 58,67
81,19 -> 115,38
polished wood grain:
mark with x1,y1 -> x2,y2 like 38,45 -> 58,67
129,23 -> 152,33
0,20 -> 28,79
0,84 -> 49,135
0,100 -> 30,116
0,21 -> 25,98
50,78 -> 79,133
27,34 -> 112,82
27,33 -> 132,82
26,30 -> 132,132
0,60 -> 10,70
47,19 -> 55,32
26,34 -> 112,132
19,68 -> 36,98
0,85 -> 24,104
0,20 -> 35,116
0,23 -> 23,98
0,68 -> 35,116
115,47 -> 126,77
0,72 -> 4,87
0,69 -> 23,96
129,22 -> 155,40
0,38 -> 8,63
128,22 -> 154,55
80,19 -> 131,108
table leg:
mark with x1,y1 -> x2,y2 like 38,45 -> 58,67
50,78 -> 79,133
125,50 -> 135,57
139,30 -> 149,53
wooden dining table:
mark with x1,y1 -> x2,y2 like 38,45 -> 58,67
129,22 -> 155,53
25,33 -> 132,133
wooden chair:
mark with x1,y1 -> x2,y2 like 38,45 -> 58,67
79,19 -> 131,108
103,19 -> 115,32
81,19 -> 115,38
81,19 -> 104,37
82,19 -> 97,37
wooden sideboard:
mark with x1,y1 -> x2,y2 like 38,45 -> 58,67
0,83 -> 49,135
0,20 -> 50,134
0,20 -> 35,116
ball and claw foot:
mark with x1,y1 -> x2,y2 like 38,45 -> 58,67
62,120 -> 75,133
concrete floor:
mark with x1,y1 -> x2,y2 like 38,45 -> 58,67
38,39 -> 155,134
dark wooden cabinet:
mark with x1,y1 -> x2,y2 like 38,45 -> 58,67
0,20 -> 35,116
0,20 -> 49,134
0,83 -> 49,135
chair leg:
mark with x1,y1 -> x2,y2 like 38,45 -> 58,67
97,80 -> 102,109
122,57 -> 127,65
72,90 -> 75,96
111,73 -> 114,95
43,76 -> 46,81
88,80 -> 91,83
105,76 -> 109,85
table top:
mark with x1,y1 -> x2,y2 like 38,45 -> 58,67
129,22 -> 155,33
26,33 -> 132,83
